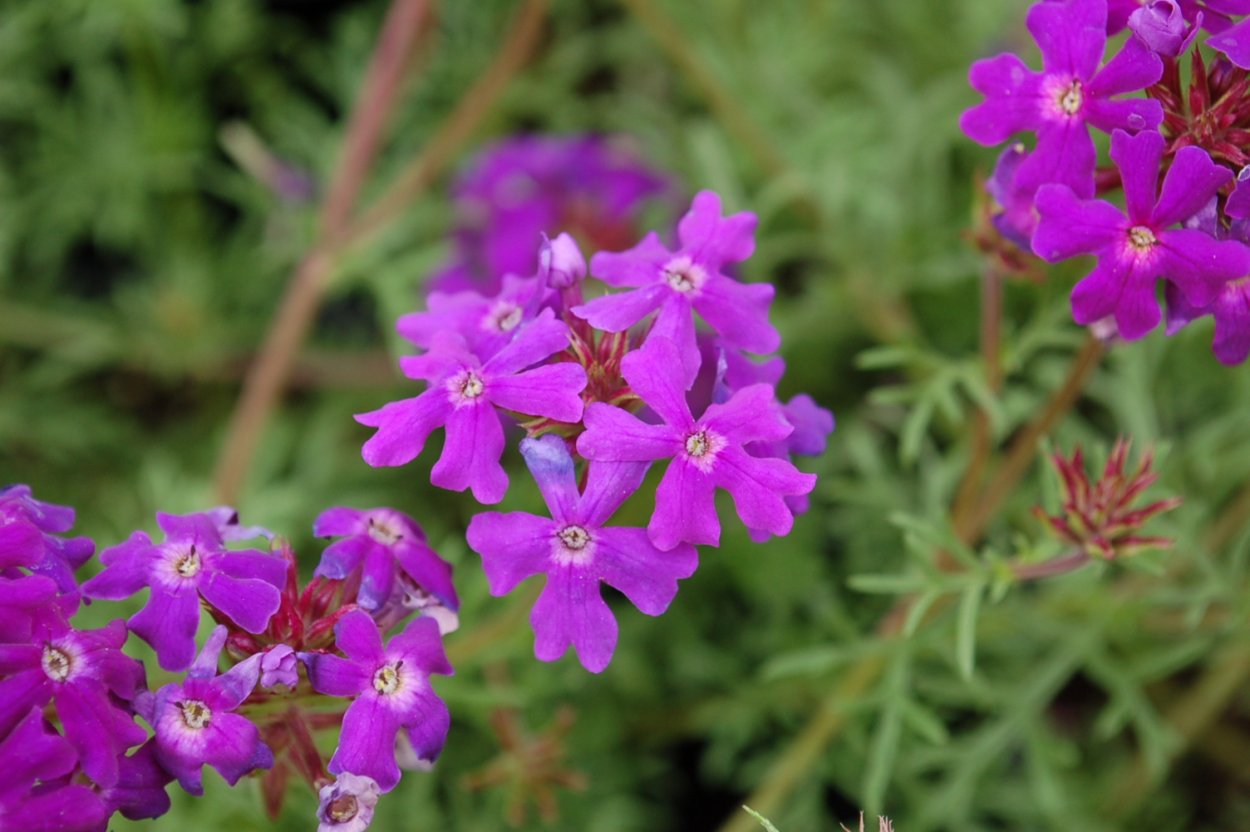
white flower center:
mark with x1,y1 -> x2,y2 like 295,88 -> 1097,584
1056,81 -> 1083,116
41,645 -> 73,682
662,256 -> 706,293
1128,225 -> 1157,251
179,700 -> 212,730
483,301 -> 523,334
460,372 -> 484,399
373,662 -> 404,696
366,517 -> 402,546
685,431 -> 711,457
557,525 -> 591,551
175,545 -> 202,578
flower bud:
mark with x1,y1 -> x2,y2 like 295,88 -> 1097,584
538,232 -> 586,289
1128,1 -> 1195,57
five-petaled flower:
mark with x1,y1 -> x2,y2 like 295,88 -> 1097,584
83,511 -> 286,671
962,0 -> 1163,198
313,507 -> 458,615
1032,129 -> 1250,339
139,626 -> 272,796
468,435 -> 698,672
300,611 -> 453,792
577,337 -> 816,550
356,309 -> 587,504
573,191 -> 778,382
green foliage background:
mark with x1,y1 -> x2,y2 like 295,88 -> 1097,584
3,1 -> 1250,830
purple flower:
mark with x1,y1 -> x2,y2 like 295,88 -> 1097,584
431,135 -> 669,294
1032,129 -> 1250,339
573,191 -> 778,381
0,708 -> 108,832
986,143 -> 1043,248
467,435 -> 699,673
0,575 -> 66,643
139,626 -> 271,795
962,0 -> 1163,197
577,337 -> 816,549
0,485 -> 94,594
356,309 -> 587,505
538,232 -> 587,290
1209,17 -> 1250,67
82,511 -> 286,671
317,773 -> 380,832
1166,275 -> 1250,363
396,273 -> 552,362
259,644 -> 299,690
1129,1 -> 1202,55
97,742 -> 172,823
313,507 -> 457,614
300,611 -> 452,792
0,617 -> 146,788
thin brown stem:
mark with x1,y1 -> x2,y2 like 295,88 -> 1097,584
950,264 -> 1004,543
339,0 -> 549,251
319,0 -> 433,237
212,0 -> 547,504
954,335 -> 1103,545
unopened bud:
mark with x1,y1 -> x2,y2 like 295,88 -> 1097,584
539,232 -> 586,289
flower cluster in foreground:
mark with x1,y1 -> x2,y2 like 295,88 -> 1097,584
359,189 -> 834,672
0,486 -> 456,832
964,0 -> 1250,364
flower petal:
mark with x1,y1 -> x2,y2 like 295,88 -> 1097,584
430,404 -> 508,504
467,512 -> 553,596
356,390 -> 453,468
531,569 -> 617,673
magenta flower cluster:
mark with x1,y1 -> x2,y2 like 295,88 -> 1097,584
358,190 -> 833,673
963,0 -> 1250,364
0,486 -> 457,832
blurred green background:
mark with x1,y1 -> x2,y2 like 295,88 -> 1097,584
6,1 -> 1250,830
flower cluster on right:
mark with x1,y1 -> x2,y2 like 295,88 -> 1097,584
963,0 -> 1250,364
359,190 -> 834,673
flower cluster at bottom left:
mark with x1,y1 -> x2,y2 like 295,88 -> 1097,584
0,485 -> 457,832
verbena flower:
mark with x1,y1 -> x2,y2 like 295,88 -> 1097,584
316,773 -> 380,832
574,191 -> 778,381
0,617 -> 146,788
577,337 -> 815,549
396,273 -> 552,362
356,309 -> 587,504
467,435 -> 698,673
0,707 -> 108,832
300,611 -> 452,792
313,507 -> 457,615
962,0 -> 1163,197
1032,129 -> 1250,338
83,511 -> 286,671
139,626 -> 271,795
0,484 -> 94,594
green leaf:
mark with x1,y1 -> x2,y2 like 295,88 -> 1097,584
742,806 -> 781,832
956,582 -> 983,680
